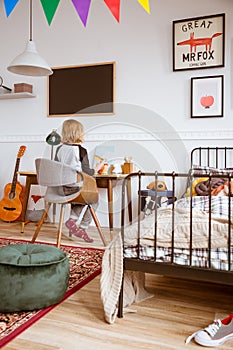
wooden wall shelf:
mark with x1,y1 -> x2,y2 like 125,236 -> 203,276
0,92 -> 36,99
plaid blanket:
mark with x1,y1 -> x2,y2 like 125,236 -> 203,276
176,195 -> 233,220
124,245 -> 233,271
123,196 -> 233,269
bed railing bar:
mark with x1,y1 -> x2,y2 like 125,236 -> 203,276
171,172 -> 176,264
121,177 -> 127,241
190,148 -> 195,167
118,175 -> 128,319
137,173 -> 143,259
191,147 -> 202,167
216,147 -> 219,168
224,147 -> 227,168
153,172 -> 158,262
227,174 -> 232,271
207,147 -> 210,167
189,171 -> 193,266
208,173 -> 212,268
199,148 -> 202,166
129,171 -> 232,179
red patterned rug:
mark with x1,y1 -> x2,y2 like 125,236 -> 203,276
0,238 -> 104,348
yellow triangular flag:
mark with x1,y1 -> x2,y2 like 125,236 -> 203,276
137,0 -> 150,14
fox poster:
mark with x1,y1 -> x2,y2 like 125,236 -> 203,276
173,13 -> 225,71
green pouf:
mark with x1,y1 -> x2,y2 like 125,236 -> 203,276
0,243 -> 70,312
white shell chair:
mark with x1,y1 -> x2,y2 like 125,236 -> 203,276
31,158 -> 107,248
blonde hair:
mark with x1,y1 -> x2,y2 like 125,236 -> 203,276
61,119 -> 84,144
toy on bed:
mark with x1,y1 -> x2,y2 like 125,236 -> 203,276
142,180 -> 172,215
187,176 -> 233,196
146,180 -> 167,191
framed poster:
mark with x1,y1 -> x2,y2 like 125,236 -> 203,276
173,13 -> 225,71
191,75 -> 224,118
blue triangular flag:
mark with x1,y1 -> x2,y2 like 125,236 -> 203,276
4,0 -> 19,17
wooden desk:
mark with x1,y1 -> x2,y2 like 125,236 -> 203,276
94,174 -> 132,232
19,172 -> 132,234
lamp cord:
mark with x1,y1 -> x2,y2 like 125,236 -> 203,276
29,0 -> 32,41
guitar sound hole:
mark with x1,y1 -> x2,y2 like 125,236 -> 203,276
3,207 -> 16,211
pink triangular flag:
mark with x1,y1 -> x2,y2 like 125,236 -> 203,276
71,0 -> 91,27
138,0 -> 150,14
104,0 -> 121,22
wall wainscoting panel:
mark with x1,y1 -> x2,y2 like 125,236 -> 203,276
0,130 -> 233,143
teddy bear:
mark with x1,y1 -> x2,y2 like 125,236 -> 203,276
146,180 -> 167,191
143,180 -> 169,215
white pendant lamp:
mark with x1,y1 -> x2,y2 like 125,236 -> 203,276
7,0 -> 53,77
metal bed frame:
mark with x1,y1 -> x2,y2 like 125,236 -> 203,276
118,147 -> 233,318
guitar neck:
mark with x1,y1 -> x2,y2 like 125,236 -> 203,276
10,158 -> 20,195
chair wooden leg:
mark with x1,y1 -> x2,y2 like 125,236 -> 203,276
31,203 -> 51,243
56,204 -> 65,248
52,203 -> 56,223
89,205 -> 107,246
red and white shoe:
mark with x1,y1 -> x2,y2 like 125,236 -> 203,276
186,314 -> 233,347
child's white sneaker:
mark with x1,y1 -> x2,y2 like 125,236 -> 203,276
185,314 -> 233,347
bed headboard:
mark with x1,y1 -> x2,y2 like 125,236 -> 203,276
191,147 -> 233,169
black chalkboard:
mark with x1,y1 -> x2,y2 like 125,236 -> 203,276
47,62 -> 115,117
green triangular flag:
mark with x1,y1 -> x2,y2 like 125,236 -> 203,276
40,0 -> 61,25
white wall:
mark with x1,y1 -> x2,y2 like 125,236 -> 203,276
0,0 -> 232,227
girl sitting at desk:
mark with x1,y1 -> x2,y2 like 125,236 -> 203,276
55,119 -> 102,243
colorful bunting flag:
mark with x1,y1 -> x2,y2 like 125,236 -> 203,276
3,0 -> 150,24
3,0 -> 19,17
137,0 -> 150,14
40,0 -> 61,25
71,0 -> 91,27
104,0 -> 121,22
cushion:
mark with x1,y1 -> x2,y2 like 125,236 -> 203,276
191,165 -> 233,175
0,243 -> 70,312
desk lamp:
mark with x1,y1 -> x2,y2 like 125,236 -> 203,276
46,129 -> 61,160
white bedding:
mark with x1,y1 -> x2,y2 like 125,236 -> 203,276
124,196 -> 233,249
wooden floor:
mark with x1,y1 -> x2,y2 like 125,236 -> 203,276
1,221 -> 233,349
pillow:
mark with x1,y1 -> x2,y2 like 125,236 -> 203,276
191,165 -> 233,175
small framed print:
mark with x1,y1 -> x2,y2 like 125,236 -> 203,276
173,13 -> 225,71
191,75 -> 224,118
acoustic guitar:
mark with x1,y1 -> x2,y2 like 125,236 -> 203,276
0,146 -> 26,222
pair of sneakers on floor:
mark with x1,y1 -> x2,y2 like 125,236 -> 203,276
186,313 -> 233,347
65,218 -> 93,243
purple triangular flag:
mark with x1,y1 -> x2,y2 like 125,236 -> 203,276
3,0 -> 19,17
71,0 -> 91,27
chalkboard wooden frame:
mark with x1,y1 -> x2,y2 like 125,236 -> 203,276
47,61 -> 116,117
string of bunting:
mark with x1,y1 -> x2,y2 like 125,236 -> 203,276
3,0 -> 151,27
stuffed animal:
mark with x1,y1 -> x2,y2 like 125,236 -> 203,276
223,180 -> 233,196
147,180 -> 167,191
143,180 -> 168,216
186,177 -> 208,196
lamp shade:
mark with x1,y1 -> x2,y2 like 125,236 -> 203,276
7,40 -> 53,77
